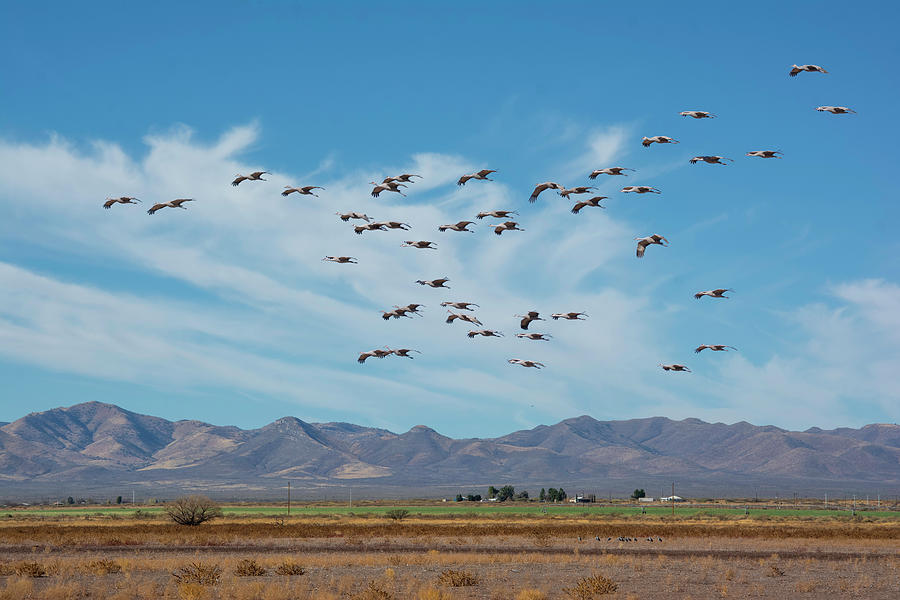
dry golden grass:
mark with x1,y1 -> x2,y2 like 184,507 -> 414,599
436,568 -> 479,587
172,562 -> 222,585
232,558 -> 266,577
562,573 -> 618,598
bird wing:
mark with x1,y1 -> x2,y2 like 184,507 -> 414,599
477,169 -> 496,177
457,175 -> 471,186
232,176 -> 247,186
103,199 -> 117,208
282,188 -> 296,196
636,240 -> 647,257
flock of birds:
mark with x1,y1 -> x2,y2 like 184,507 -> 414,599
103,64 -> 851,373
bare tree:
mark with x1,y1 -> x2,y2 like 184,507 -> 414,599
166,495 -> 223,526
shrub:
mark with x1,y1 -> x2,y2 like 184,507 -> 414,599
166,495 -> 223,526
766,564 -> 785,577
15,562 -> 47,577
385,509 -> 410,521
233,559 -> 267,577
354,580 -> 394,600
563,574 -> 618,598
83,559 -> 121,575
275,561 -> 305,576
437,569 -> 479,587
172,562 -> 222,585
517,590 -> 549,600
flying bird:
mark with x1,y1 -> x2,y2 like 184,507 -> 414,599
383,174 -> 422,183
439,221 -> 475,233
147,198 -> 193,214
458,169 -> 497,186
467,329 -> 504,338
635,234 -> 669,258
354,223 -> 388,235
440,301 -> 479,310
336,212 -> 372,222
374,221 -> 412,230
680,111 -> 716,119
694,288 -> 733,299
322,256 -> 357,264
494,221 -> 524,235
529,182 -> 562,203
400,303 -> 425,315
642,136 -> 679,147
388,347 -> 421,358
283,185 -> 324,197
476,210 -> 518,219
695,345 -> 738,353
551,312 -> 588,321
589,167 -> 634,178
659,364 -> 691,372
232,171 -> 268,186
358,348 -> 392,363
446,311 -> 482,325
571,196 -> 607,214
789,64 -> 828,77
516,333 -> 552,341
558,186 -> 596,199
416,278 -> 450,288
689,156 -> 733,165
746,150 -> 782,159
816,106 -> 856,114
515,311 -> 544,330
103,197 -> 141,209
622,186 -> 661,194
508,359 -> 545,369
382,308 -> 411,320
369,181 -> 407,197
401,240 -> 437,249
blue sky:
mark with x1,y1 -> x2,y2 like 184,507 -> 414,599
1,1 -> 898,436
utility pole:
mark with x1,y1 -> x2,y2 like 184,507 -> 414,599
132,489 -> 135,506
287,481 -> 291,517
671,482 -> 675,516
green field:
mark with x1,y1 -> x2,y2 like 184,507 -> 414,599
7,503 -> 900,519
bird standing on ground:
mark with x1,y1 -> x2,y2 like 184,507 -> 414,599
790,64 -> 828,77
589,167 -> 634,178
416,278 -> 451,288
494,221 -> 524,235
283,185 -> 324,197
571,196 -> 607,214
642,136 -> 679,147
147,199 -> 193,214
695,345 -> 738,353
457,169 -> 497,186
694,288 -> 733,299
635,234 -> 669,258
529,182 -> 562,203
680,111 -> 716,119
232,171 -> 268,186
103,197 -> 141,209
439,221 -> 475,233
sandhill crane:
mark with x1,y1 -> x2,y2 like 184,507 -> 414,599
358,348 -> 392,363
558,186 -> 597,199
529,182 -> 561,203
642,136 -> 679,147
440,301 -> 479,311
283,185 -> 324,197
147,198 -> 193,215
635,234 -> 668,258
336,212 -> 372,222
690,156 -> 733,165
516,333 -> 552,341
790,64 -> 828,77
589,167 -> 634,179
381,308 -> 411,320
695,345 -> 737,353
516,311 -> 543,330
373,221 -> 411,231
476,210 -> 518,219
622,186 -> 661,194
659,364 -> 691,372
322,256 -> 357,264
103,197 -> 141,209
746,150 -> 782,158
401,240 -> 437,249
816,106 -> 856,114
508,359 -> 545,369
494,221 -> 524,235
383,174 -> 422,183
458,169 -> 497,186
468,329 -> 504,338
354,223 -> 388,235
370,181 -> 407,197
416,278 -> 450,288
400,303 -> 425,315
232,171 -> 268,186
439,221 -> 475,233
446,311 -> 482,325
571,196 -> 607,214
551,312 -> 588,321
695,288 -> 733,299
388,347 -> 420,358
680,111 -> 716,119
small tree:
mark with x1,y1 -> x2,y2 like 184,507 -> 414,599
539,488 -> 546,502
166,495 -> 222,526
558,488 -> 567,501
66,496 -> 75,505
548,488 -> 559,502
497,485 -> 515,502
515,490 -> 529,500
487,486 -> 498,499
385,509 -> 410,521
631,489 -> 646,500
116,496 -> 123,504
455,494 -> 464,502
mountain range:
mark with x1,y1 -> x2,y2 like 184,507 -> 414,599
1,402 -> 898,500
